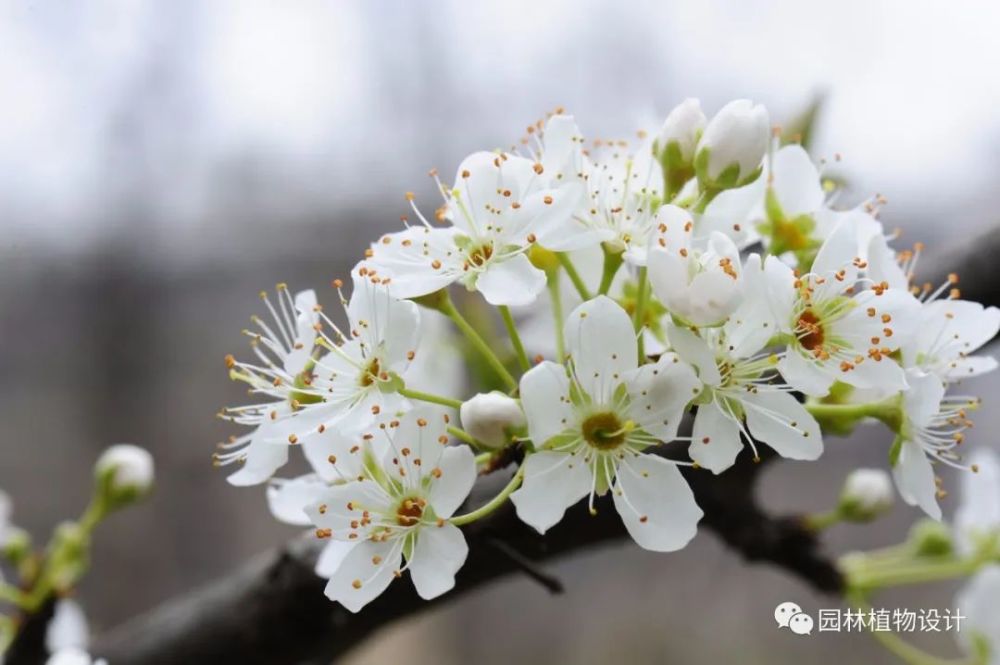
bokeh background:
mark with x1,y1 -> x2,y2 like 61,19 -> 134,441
2,1 -> 999,663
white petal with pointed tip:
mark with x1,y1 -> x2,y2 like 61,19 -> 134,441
690,400 -> 744,473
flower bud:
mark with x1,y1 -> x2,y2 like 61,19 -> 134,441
838,468 -> 894,522
695,99 -> 769,189
459,392 -> 526,449
908,519 -> 954,557
94,444 -> 154,510
655,99 -> 706,199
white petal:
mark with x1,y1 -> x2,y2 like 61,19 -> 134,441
315,540 -> 357,579
266,474 -> 328,526
690,399 -> 744,473
902,369 -> 945,429
685,268 -> 742,326
955,449 -> 1000,554
763,255 -> 797,331
428,446 -> 477,519
614,454 -> 702,552
46,600 -> 89,653
301,428 -> 368,483
698,176 -> 764,247
892,438 -> 941,520
519,361 -> 575,446
778,350 -> 834,397
624,352 -> 701,440
741,390 -> 823,461
324,539 -> 401,613
566,296 -> 637,403
724,253 -> 775,357
476,253 -> 546,306
226,437 -> 289,487
409,522 -> 469,600
510,451 -> 592,534
305,480 -> 392,533
366,226 -> 461,299
811,218 -> 860,281
771,145 -> 823,216
348,274 -> 421,368
955,565 -> 1000,658
666,325 -> 721,386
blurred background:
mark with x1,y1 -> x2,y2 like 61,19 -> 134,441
2,0 -> 999,662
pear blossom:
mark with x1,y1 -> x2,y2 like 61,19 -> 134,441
695,99 -> 769,188
511,296 -> 703,552
902,299 -> 1000,383
304,408 -> 476,611
219,275 -> 419,486
45,600 -> 90,655
767,221 -> 921,397
665,256 -> 823,473
755,143 -> 879,253
459,392 -> 525,449
365,150 -> 582,307
955,565 -> 1000,665
647,205 -> 745,326
530,117 -> 665,266
891,368 -> 979,520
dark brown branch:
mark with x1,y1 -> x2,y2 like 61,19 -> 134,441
89,448 -> 840,665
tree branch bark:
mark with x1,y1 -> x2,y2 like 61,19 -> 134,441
87,448 -> 841,665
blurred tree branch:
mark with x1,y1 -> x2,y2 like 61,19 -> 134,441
83,446 -> 840,665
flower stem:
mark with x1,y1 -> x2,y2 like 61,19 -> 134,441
0,584 -> 27,607
399,387 -> 463,410
437,293 -> 518,391
548,272 -> 566,362
450,467 -> 524,526
802,508 -> 843,532
557,253 -> 592,301
598,247 -> 623,296
633,266 -> 649,359
499,305 -> 530,372
845,555 -> 986,591
447,425 -> 489,451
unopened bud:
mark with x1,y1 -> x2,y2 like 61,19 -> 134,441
695,99 -> 769,189
95,444 -> 154,510
909,519 -> 954,557
839,468 -> 894,522
459,392 -> 526,449
656,99 -> 706,199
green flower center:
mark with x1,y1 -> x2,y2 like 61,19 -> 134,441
581,412 -> 628,450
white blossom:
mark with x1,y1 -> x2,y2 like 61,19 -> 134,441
219,275 -> 420,486
510,296 -> 703,552
666,255 -> 822,473
891,368 -> 979,520
365,150 -> 582,306
767,221 -> 921,397
647,205 -> 745,326
304,408 -> 476,612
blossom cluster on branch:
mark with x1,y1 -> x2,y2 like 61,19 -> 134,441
217,98 -> 999,645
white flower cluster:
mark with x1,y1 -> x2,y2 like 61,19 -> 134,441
219,99 -> 999,613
